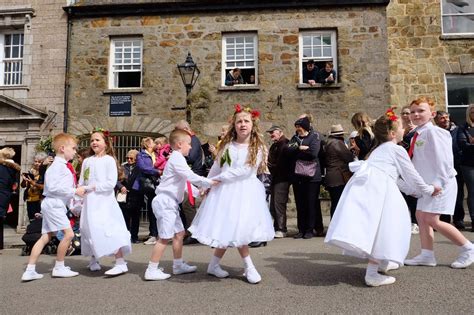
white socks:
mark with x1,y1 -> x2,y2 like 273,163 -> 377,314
365,263 -> 379,277
421,249 -> 435,258
243,256 -> 255,269
148,261 -> 159,269
173,258 -> 183,267
26,264 -> 36,271
116,258 -> 126,265
461,241 -> 473,251
54,261 -> 65,268
210,255 -> 222,267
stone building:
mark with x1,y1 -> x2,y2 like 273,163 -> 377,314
0,0 -> 67,230
387,0 -> 474,123
64,0 -> 391,152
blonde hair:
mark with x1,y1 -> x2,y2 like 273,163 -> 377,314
217,111 -> 267,173
0,147 -> 15,159
466,104 -> 474,127
53,133 -> 77,152
351,112 -> 374,139
141,137 -> 154,149
154,136 -> 168,146
169,129 -> 191,147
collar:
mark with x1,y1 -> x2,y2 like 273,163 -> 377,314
55,156 -> 67,164
415,121 -> 433,135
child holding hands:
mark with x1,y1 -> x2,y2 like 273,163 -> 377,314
21,133 -> 86,281
144,129 -> 218,280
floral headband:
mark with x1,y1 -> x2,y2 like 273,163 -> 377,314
234,104 -> 260,119
92,127 -> 111,137
385,108 -> 398,122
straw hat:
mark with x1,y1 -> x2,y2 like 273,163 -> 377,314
329,124 -> 345,136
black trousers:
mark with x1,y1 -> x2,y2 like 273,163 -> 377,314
327,185 -> 344,218
26,201 -> 41,221
293,181 -> 321,234
270,181 -> 290,232
453,167 -> 465,223
120,191 -> 143,241
146,192 -> 158,237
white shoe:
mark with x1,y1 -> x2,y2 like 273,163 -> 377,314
411,223 -> 419,235
404,254 -> 437,267
52,266 -> 79,278
173,262 -> 197,275
144,267 -> 171,281
451,249 -> 474,269
365,273 -> 396,287
104,264 -> 128,276
274,231 -> 286,238
244,267 -> 262,284
378,261 -> 400,274
88,261 -> 102,272
21,270 -> 44,282
144,237 -> 157,245
207,264 -> 229,278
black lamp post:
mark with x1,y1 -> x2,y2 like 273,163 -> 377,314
177,52 -> 200,123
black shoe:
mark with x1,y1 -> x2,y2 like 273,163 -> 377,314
293,232 -> 304,239
303,232 -> 313,239
453,221 -> 465,231
314,230 -> 326,237
183,236 -> 199,245
249,242 -> 267,248
131,238 -> 140,244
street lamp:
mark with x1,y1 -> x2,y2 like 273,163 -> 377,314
177,52 -> 200,123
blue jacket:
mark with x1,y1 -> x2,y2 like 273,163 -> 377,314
134,150 -> 159,191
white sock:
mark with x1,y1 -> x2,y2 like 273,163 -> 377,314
421,249 -> 434,258
243,256 -> 255,269
26,264 -> 36,271
148,261 -> 159,270
90,256 -> 99,264
173,258 -> 183,267
116,258 -> 126,265
366,263 -> 379,277
55,261 -> 65,268
210,255 -> 221,267
461,241 -> 474,251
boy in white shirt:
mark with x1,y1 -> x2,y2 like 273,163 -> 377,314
21,133 -> 86,281
144,129 -> 218,280
405,97 -> 474,269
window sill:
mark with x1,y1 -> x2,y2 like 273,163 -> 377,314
297,83 -> 342,89
103,88 -> 143,94
0,85 -> 29,90
440,34 -> 474,40
218,85 -> 260,92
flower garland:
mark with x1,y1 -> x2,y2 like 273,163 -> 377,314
92,127 -> 110,137
234,104 -> 260,119
385,107 -> 398,122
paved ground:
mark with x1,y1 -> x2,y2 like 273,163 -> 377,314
1,221 -> 473,314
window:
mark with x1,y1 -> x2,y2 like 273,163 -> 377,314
445,74 -> 474,123
299,30 -> 337,85
222,33 -> 257,86
109,38 -> 143,89
0,33 -> 24,86
441,0 -> 474,35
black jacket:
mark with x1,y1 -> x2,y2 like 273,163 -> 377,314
268,136 -> 290,184
457,123 -> 474,167
0,159 -> 20,217
287,131 -> 322,182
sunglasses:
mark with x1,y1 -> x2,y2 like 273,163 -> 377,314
126,157 -> 135,160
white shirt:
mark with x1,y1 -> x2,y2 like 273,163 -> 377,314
43,156 -> 76,203
411,122 -> 457,187
155,151 -> 212,203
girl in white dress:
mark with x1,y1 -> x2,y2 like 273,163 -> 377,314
79,128 -> 131,276
325,109 -> 441,287
189,105 -> 275,284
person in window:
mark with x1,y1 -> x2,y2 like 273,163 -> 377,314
302,59 -> 318,86
318,61 -> 337,84
248,74 -> 256,85
225,68 -> 244,86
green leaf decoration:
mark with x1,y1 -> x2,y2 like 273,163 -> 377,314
83,167 -> 90,182
219,148 -> 232,167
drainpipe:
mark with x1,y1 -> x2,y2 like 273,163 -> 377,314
63,8 -> 72,132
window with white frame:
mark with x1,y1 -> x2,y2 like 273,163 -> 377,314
299,30 -> 337,85
222,33 -> 257,86
441,0 -> 474,35
109,37 -> 143,89
445,74 -> 474,124
0,33 -> 24,86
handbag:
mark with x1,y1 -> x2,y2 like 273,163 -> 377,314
257,173 -> 272,195
116,191 -> 127,203
295,160 -> 317,177
139,175 -> 159,195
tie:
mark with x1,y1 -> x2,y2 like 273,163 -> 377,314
186,181 -> 195,206
408,132 -> 419,159
66,162 -> 77,185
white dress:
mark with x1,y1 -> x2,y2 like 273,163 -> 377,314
189,142 -> 275,248
79,155 -> 131,258
325,142 -> 434,264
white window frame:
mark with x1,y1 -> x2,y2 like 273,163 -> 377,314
0,32 -> 24,86
299,30 -> 337,84
441,0 -> 474,35
221,32 -> 258,86
108,37 -> 143,89
444,74 -> 474,123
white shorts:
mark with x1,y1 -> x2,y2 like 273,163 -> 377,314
41,198 -> 71,234
152,194 -> 184,240
417,177 -> 456,215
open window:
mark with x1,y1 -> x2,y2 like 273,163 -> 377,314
109,37 -> 143,89
445,74 -> 474,124
222,33 -> 258,86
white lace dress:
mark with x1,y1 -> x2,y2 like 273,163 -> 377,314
189,142 -> 275,248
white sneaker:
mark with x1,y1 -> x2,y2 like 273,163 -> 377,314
244,267 -> 262,284
144,267 -> 171,281
451,249 -> 474,269
88,261 -> 102,272
404,254 -> 437,267
173,262 -> 197,275
378,261 -> 400,274
52,266 -> 79,278
144,237 -> 157,245
365,273 -> 396,287
411,223 -> 419,235
207,264 -> 229,278
274,231 -> 286,238
21,270 -> 44,282
104,264 -> 128,276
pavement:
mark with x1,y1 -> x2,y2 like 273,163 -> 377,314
1,216 -> 473,314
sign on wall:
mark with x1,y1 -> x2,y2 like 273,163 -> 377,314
109,94 -> 132,117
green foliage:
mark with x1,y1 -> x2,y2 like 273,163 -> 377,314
36,136 -> 54,154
